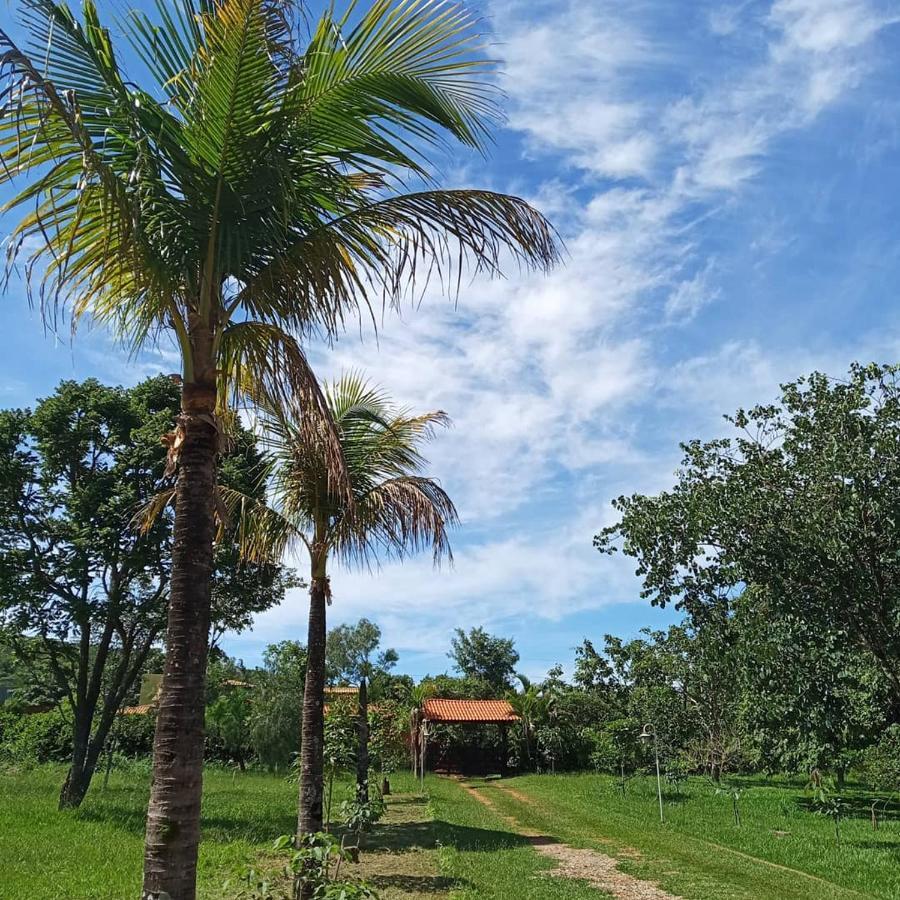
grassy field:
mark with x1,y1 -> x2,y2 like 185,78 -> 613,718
478,773 -> 900,899
0,763 -> 302,898
2,765 -> 899,898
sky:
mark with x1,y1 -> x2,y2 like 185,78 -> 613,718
2,0 -> 900,679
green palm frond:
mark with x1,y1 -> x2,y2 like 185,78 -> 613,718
296,0 -> 501,171
236,188 -> 560,332
248,373 -> 457,569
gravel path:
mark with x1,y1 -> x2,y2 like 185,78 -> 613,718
458,780 -> 679,900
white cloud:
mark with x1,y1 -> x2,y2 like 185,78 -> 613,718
226,1 -> 900,668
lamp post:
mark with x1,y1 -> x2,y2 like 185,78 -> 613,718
640,723 -> 664,823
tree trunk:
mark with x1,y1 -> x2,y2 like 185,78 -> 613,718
356,676 -> 369,804
295,553 -> 329,900
142,379 -> 218,900
59,725 -> 92,809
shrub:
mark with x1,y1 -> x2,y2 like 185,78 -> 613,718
862,725 -> 900,792
113,712 -> 156,757
0,707 -> 72,763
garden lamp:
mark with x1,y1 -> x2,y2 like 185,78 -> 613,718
640,723 -> 664,823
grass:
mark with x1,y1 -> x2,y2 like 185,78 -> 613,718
0,763 -> 302,899
4,764 -> 898,899
425,776 -> 608,899
478,773 -> 900,899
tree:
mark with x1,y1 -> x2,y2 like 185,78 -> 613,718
0,377 -> 290,808
734,589 -> 886,784
206,685 -> 252,771
326,618 -> 398,802
507,675 -> 552,771
597,364 -> 900,717
233,374 -> 456,868
449,627 -> 519,693
0,0 -> 558,894
248,641 -> 307,771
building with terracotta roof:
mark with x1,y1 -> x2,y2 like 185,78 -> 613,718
422,698 -> 518,724
413,698 -> 520,776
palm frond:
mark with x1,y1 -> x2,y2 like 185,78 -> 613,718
235,188 -> 560,333
218,320 -> 351,503
332,474 -> 458,566
293,0 -> 501,174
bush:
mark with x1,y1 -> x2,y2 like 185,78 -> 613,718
862,725 -> 900,792
0,707 -> 72,763
112,712 -> 156,757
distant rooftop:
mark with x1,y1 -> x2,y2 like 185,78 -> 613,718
422,698 -> 519,724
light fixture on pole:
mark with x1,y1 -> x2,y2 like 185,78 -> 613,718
640,723 -> 664,823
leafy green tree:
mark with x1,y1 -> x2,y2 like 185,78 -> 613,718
326,618 -> 398,802
0,377 -> 289,808
206,686 -> 252,770
233,375 -> 456,845
249,641 -> 307,771
449,627 -> 519,693
598,364 -> 900,718
735,590 -> 886,784
507,675 -> 553,771
0,0 -> 557,892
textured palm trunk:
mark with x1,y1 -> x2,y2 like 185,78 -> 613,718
295,548 -> 328,900
142,376 -> 218,900
356,675 -> 369,804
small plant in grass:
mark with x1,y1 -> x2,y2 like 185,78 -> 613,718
715,783 -> 744,826
805,768 -> 848,846
341,791 -> 386,849
225,833 -> 378,900
665,764 -> 688,800
814,795 -> 848,846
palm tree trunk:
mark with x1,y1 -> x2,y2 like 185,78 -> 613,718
356,676 -> 369,804
297,572 -> 327,836
142,379 -> 218,900
295,550 -> 328,900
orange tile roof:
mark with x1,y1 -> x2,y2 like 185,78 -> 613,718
422,698 -> 519,724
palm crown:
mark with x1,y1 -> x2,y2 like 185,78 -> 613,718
236,372 -> 458,568
1,0 -> 559,425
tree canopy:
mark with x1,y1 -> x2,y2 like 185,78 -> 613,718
597,363 -> 900,714
448,626 -> 519,693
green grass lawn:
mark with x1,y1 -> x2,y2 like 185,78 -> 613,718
3,765 -> 899,899
0,763 -> 304,899
425,776 -> 608,899
479,773 -> 900,899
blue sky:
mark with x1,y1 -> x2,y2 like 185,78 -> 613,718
2,0 -> 900,679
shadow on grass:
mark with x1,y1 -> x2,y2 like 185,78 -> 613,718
369,874 -> 464,893
794,795 -> 900,822
345,818 -> 529,855
75,801 -> 297,845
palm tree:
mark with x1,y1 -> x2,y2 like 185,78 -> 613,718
0,0 -> 558,895
508,674 -> 553,771
230,374 -> 457,853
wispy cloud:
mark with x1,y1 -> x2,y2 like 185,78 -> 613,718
217,0 -> 900,672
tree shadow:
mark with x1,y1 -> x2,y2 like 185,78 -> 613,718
345,819 -> 528,854
369,873 -> 465,893
794,795 -> 900,822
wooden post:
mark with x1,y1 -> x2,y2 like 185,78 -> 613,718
420,722 -> 428,792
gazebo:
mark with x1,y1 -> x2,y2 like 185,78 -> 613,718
413,698 -> 520,781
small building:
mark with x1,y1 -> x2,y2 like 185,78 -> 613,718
415,699 -> 519,776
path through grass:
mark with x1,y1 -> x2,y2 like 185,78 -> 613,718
480,774 -> 900,899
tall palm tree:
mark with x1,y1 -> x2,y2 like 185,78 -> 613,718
229,374 -> 457,850
0,0 -> 558,895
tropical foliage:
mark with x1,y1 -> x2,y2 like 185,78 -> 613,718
0,0 -> 557,891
